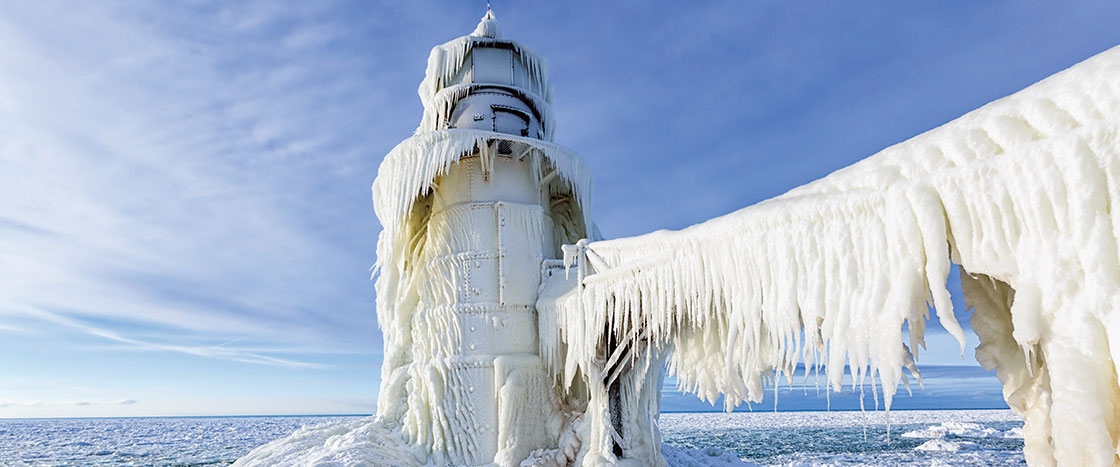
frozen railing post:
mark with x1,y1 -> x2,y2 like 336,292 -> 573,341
606,323 -> 626,459
546,238 -> 669,465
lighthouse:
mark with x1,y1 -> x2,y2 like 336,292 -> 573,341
370,9 -> 595,466
234,9 -> 1120,467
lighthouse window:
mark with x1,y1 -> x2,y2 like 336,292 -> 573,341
471,47 -> 514,84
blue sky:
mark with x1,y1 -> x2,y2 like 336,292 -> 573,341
1,1 -> 1118,418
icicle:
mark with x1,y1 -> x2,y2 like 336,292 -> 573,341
536,44 -> 1120,466
417,33 -> 553,118
886,410 -> 891,448
372,129 -> 592,243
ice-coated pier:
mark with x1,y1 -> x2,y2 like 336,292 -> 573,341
237,9 -> 1120,467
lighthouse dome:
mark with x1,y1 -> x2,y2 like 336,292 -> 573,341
415,8 -> 555,139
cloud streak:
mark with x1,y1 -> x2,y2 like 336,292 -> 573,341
0,1 -> 397,365
0,398 -> 138,408
19,307 -> 328,369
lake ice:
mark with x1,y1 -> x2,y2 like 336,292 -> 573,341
0,410 -> 1023,465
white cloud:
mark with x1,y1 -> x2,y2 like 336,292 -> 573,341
0,2 -> 400,365
21,307 -> 328,369
0,398 -> 137,408
0,322 -> 32,334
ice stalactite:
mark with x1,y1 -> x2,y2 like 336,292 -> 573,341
539,45 -> 1120,466
540,186 -> 943,465
371,129 -> 591,240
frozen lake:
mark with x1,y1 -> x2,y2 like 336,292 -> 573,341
660,409 -> 1023,465
0,409 -> 1023,465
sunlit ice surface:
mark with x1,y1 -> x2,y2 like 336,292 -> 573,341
0,411 -> 1023,465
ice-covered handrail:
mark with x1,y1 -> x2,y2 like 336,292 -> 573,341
541,186 -> 943,408
539,44 -> 1120,466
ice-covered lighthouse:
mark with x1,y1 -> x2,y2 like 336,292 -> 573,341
369,9 -> 594,465
237,6 -> 1120,466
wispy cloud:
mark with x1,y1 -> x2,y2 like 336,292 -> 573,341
0,322 -> 32,334
0,398 -> 138,408
19,307 -> 328,369
0,2 -> 400,365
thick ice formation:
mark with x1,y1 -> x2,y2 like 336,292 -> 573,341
367,10 -> 599,467
233,418 -> 421,466
236,8 -> 1120,467
540,45 -> 1120,466
415,9 -> 552,139
370,130 -> 593,467
238,10 -> 596,467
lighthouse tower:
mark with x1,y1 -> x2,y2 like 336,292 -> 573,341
370,9 -> 594,466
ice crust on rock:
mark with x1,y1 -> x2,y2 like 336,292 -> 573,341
540,45 -> 1120,466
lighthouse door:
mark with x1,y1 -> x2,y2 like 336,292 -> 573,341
491,104 -> 531,137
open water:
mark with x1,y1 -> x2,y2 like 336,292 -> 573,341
0,410 -> 1023,466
